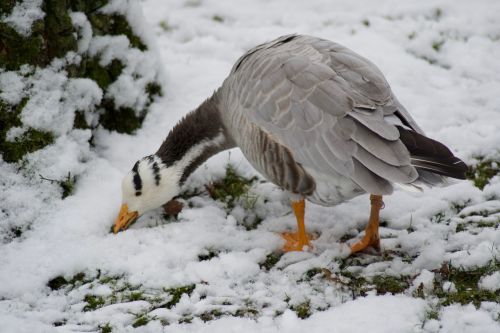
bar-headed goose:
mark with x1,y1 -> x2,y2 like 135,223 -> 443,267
113,34 -> 467,254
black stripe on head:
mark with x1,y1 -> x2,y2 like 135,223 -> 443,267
132,161 -> 142,191
152,161 -> 161,186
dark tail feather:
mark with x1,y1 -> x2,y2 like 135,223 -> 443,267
397,126 -> 468,180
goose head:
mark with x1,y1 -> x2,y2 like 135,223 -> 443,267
113,155 -> 181,233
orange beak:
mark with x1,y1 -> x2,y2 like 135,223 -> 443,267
113,204 -> 139,234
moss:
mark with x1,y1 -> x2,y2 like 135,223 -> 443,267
0,21 -> 47,70
73,111 -> 90,129
1,128 -> 54,163
466,158 -> 499,190
145,82 -> 163,98
43,0 -> 78,60
76,57 -> 124,90
1,0 -> 78,70
0,0 -> 16,15
69,0 -> 108,14
99,100 -> 144,134
206,164 -> 257,208
83,294 -> 106,311
259,252 -> 282,271
291,301 -> 311,319
88,13 -> 147,51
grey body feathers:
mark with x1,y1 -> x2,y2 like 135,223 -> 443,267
158,34 -> 467,206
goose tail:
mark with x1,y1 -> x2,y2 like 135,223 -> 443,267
397,126 -> 468,186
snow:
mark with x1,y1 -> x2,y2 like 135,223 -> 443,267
480,272 -> 500,292
1,0 -> 45,36
1,0 -> 500,332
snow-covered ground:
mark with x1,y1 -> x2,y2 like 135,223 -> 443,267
1,0 -> 500,332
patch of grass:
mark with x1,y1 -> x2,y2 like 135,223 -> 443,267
234,307 -> 259,318
466,158 -> 499,190
241,215 -> 263,231
206,164 -> 257,209
47,272 -> 86,290
456,219 -> 499,233
303,267 -> 324,281
159,284 -> 196,309
362,19 -> 370,27
433,261 -> 500,307
200,309 -> 224,322
40,172 -> 77,199
132,315 -> 151,328
338,270 -> 369,298
48,276 -> 69,290
100,323 -> 112,333
433,8 -> 442,20
212,15 -> 224,23
431,212 -> 449,224
291,301 -> 311,319
159,20 -> 172,32
372,275 -> 411,295
198,249 -> 219,261
127,291 -> 144,301
259,252 -> 283,271
432,40 -> 445,52
83,294 -> 105,311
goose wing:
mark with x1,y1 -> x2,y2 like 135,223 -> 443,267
226,35 -> 420,195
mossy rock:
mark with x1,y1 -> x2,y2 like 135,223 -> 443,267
0,99 -> 54,162
0,0 -> 78,71
0,0 -> 163,163
0,0 -> 17,15
88,12 -> 147,51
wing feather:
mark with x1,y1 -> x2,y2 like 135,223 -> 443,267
225,35 -> 423,195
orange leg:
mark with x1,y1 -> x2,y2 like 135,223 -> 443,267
281,199 -> 315,252
350,194 -> 384,253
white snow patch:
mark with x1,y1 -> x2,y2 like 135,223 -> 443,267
1,0 -> 44,36
0,71 -> 25,105
479,271 -> 500,292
